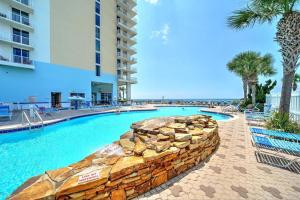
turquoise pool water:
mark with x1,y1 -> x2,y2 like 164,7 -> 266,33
0,107 -> 230,199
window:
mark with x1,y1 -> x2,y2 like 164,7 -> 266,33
21,30 -> 29,45
96,65 -> 101,76
95,14 -> 100,26
12,8 -> 20,22
13,28 -> 29,44
13,28 -> 21,43
13,48 -> 30,64
96,52 -> 100,64
11,8 -> 29,25
96,27 -> 100,39
95,0 -> 101,78
21,11 -> 29,25
101,93 -> 112,103
96,40 -> 100,52
95,1 -> 100,14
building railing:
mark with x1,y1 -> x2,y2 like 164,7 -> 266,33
116,32 -> 137,43
0,11 -> 31,26
117,43 -> 137,52
117,8 -> 137,23
266,92 -> 300,124
12,34 -> 30,45
0,55 -> 9,62
0,54 -> 33,65
12,13 -> 30,26
117,20 -> 137,33
130,57 -> 137,63
13,55 -> 32,65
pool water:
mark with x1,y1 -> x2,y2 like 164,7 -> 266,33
0,107 -> 230,199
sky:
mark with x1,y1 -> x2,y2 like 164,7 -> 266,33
131,0 -> 299,100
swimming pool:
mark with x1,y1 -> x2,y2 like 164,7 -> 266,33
0,107 -> 230,199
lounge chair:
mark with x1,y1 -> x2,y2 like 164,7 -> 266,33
251,132 -> 300,170
243,103 -> 260,113
245,113 -> 271,122
245,104 -> 272,122
0,105 -> 12,120
250,127 -> 300,142
222,103 -> 241,113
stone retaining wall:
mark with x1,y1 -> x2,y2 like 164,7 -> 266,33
9,115 -> 220,200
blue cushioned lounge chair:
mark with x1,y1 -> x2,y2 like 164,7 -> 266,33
0,105 -> 12,120
251,132 -> 300,170
245,104 -> 272,122
250,127 -> 300,142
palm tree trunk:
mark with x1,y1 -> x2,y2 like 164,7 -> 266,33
279,71 -> 295,113
251,84 -> 256,105
242,78 -> 248,100
276,12 -> 300,114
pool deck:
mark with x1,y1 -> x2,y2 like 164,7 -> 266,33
135,108 -> 300,200
0,105 -> 158,132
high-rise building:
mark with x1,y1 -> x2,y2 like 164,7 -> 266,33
0,0 -> 137,106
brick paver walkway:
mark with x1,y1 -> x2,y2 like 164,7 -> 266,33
136,113 -> 300,200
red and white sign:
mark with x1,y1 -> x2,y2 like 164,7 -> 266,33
78,171 -> 100,184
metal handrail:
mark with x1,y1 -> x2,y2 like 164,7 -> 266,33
34,109 -> 44,127
21,111 -> 31,129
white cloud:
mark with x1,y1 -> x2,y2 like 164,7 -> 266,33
150,24 -> 170,44
145,0 -> 159,5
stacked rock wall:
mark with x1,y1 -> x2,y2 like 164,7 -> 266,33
9,115 -> 219,200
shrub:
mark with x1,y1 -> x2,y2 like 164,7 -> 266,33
266,112 -> 300,134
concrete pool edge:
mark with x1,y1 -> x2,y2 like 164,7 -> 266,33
0,107 -> 158,134
0,106 -> 234,134
199,109 -> 239,121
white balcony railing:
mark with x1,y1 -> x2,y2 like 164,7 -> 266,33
117,20 -> 137,34
0,11 -> 31,27
12,34 -> 30,45
12,55 -> 32,65
0,54 -> 33,65
117,43 -> 137,53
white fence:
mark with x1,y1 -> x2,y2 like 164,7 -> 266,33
266,92 -> 300,123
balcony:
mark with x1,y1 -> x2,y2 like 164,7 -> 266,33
117,9 -> 137,25
118,76 -> 137,85
0,54 -> 34,69
117,53 -> 130,62
128,77 -> 137,84
129,57 -> 137,64
117,20 -> 137,36
0,34 -> 33,50
117,43 -> 137,54
117,64 -> 137,74
116,32 -> 137,45
2,0 -> 33,13
0,12 -> 33,32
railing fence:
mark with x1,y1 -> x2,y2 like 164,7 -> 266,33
266,92 -> 300,123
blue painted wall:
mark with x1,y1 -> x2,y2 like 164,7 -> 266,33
0,61 -> 117,103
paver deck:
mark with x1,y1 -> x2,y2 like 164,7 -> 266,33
136,112 -> 300,200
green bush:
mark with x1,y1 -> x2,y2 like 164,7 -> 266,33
266,112 -> 300,134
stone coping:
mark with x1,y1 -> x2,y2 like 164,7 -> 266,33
8,115 -> 219,200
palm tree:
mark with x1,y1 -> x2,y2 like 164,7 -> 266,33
227,56 -> 249,100
293,73 -> 300,91
227,51 -> 276,104
228,0 -> 300,114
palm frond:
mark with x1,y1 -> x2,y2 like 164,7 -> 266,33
227,0 -> 297,29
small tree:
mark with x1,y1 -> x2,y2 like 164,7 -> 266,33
227,51 -> 276,104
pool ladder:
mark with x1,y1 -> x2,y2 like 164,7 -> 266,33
21,110 -> 44,130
